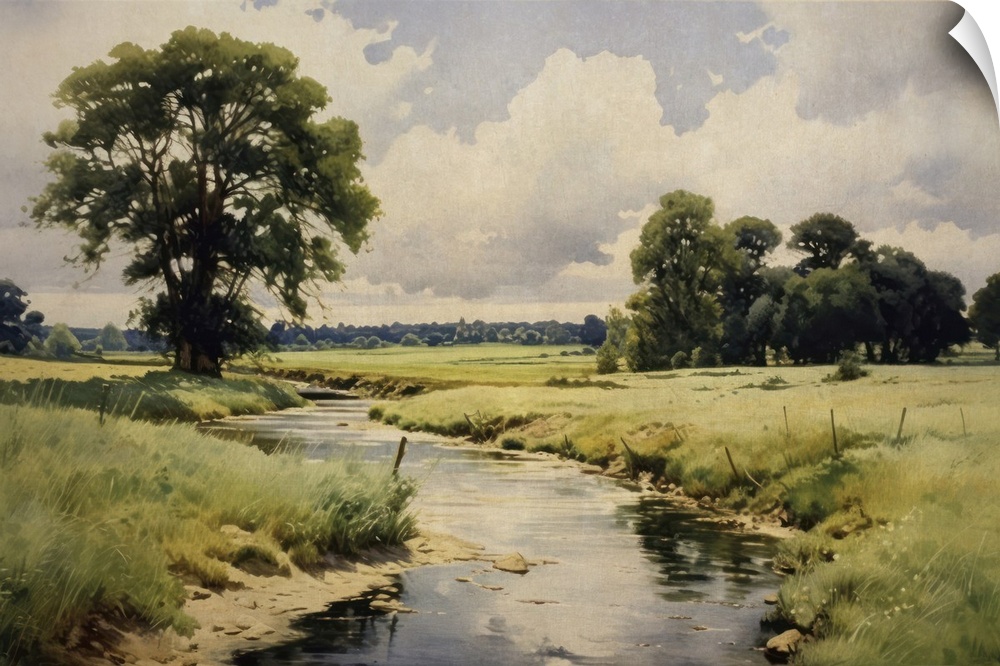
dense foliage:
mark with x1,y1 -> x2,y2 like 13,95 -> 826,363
970,272 -> 1000,361
0,280 -> 36,355
266,316 -> 607,348
618,190 -> 970,371
33,28 -> 380,376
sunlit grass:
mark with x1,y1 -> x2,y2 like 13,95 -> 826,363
244,344 -> 598,388
0,369 -> 307,422
346,349 -> 1000,663
0,404 -> 417,662
0,352 -> 168,382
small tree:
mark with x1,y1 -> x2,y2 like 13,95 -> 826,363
544,323 -> 571,345
44,323 -> 82,359
97,322 -> 129,352
522,330 -> 542,345
595,341 -> 620,374
400,333 -> 422,346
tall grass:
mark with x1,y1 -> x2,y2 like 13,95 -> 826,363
770,432 -> 1000,664
0,404 -> 417,662
359,357 -> 1000,663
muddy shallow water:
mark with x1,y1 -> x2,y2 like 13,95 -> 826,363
203,402 -> 779,665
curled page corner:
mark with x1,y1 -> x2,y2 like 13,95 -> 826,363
950,3 -> 999,121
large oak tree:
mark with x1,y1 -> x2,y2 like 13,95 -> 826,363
33,28 -> 380,375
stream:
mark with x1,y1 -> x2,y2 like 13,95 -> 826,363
203,401 -> 780,665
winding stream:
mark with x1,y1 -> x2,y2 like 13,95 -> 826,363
204,402 -> 780,665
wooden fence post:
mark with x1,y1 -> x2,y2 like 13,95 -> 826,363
392,436 -> 408,475
895,407 -> 907,443
830,409 -> 839,457
99,383 -> 110,426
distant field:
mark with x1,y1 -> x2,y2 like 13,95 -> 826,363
255,344 -> 597,388
372,355 -> 1000,457
0,352 -> 169,382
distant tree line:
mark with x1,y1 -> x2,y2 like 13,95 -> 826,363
600,190 -> 983,373
267,315 -> 608,349
0,278 -> 164,358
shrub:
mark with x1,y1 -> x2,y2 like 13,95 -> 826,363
596,341 -> 620,374
400,333 -> 422,346
670,351 -> 690,369
43,323 -> 81,359
691,346 -> 719,368
827,350 -> 869,382
500,437 -> 526,451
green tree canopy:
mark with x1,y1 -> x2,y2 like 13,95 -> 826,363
97,322 -> 128,352
33,28 -> 380,376
0,280 -> 34,355
787,213 -> 860,275
860,246 -> 970,363
626,190 -> 728,369
44,323 -> 82,359
970,273 -> 1000,360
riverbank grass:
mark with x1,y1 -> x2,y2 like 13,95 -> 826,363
357,354 -> 1000,663
0,404 -> 417,663
0,368 -> 307,422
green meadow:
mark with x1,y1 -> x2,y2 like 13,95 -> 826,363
272,343 -> 1000,665
0,355 -> 415,664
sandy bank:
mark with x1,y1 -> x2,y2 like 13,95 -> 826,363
76,529 -> 483,666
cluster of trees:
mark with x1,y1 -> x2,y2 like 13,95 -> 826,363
600,190 -> 974,372
0,279 -> 152,358
22,34 -> 998,376
267,315 -> 608,350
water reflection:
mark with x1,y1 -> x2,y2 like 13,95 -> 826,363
625,499 -> 775,604
221,403 -> 778,665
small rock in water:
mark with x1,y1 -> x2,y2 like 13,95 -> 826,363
764,593 -> 779,605
766,628 -> 805,660
691,625 -> 709,631
493,552 -> 530,574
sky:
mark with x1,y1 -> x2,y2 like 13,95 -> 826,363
0,0 -> 998,328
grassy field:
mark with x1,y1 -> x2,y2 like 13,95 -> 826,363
248,344 -> 597,389
0,354 -> 306,421
0,353 -> 417,663
285,343 -> 1000,664
0,352 -> 169,382
0,403 -> 417,664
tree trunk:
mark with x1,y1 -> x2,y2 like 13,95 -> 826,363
175,338 -> 222,378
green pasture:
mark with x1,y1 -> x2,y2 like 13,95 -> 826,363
253,344 -> 596,388
351,345 -> 1000,665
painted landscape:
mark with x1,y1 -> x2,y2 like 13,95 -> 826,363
1,2 -> 998,665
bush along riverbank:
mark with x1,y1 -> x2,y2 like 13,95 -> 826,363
0,403 -> 420,665
368,383 -> 1000,664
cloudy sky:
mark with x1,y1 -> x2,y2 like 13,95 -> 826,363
1,0 -> 998,327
